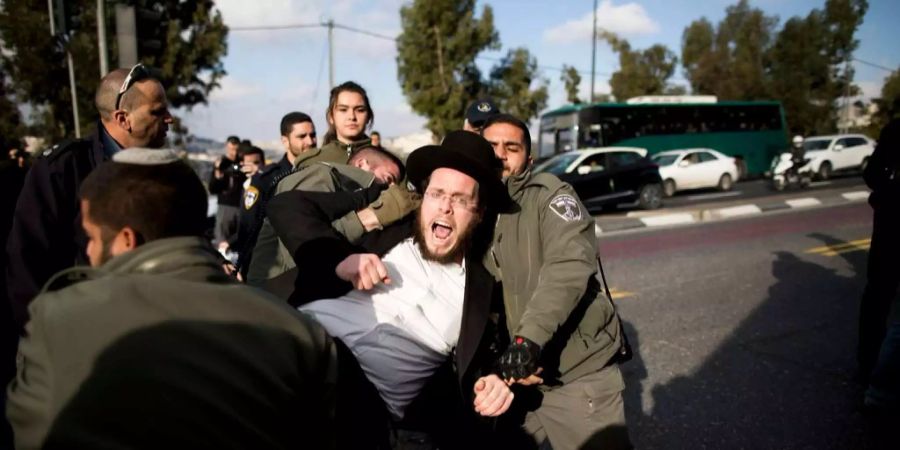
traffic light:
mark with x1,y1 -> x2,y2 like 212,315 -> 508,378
52,0 -> 81,37
135,6 -> 167,56
116,4 -> 168,66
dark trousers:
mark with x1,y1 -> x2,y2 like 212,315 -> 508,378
858,206 -> 900,381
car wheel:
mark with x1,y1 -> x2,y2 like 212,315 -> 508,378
717,173 -> 733,191
638,183 -> 663,210
861,157 -> 869,173
663,179 -> 676,197
817,161 -> 832,180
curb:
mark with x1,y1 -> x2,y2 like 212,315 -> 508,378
595,189 -> 870,235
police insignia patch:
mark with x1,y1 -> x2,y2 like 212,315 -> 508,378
477,102 -> 492,112
243,186 -> 260,210
549,194 -> 583,222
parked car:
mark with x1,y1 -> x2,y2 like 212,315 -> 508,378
651,148 -> 740,197
799,134 -> 876,180
533,147 -> 664,210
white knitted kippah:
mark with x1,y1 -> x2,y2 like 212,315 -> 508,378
112,147 -> 180,165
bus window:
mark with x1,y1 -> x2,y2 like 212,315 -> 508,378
538,129 -> 556,159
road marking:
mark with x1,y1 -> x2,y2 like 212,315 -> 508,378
786,198 -> 821,208
805,238 -> 871,257
609,288 -> 635,300
685,191 -> 743,201
640,213 -> 695,227
809,181 -> 832,187
842,191 -> 869,201
713,204 -> 761,218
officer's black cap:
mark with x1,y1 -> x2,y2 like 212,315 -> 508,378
465,98 -> 500,128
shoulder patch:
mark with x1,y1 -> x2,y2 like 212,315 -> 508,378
548,194 -> 584,222
39,138 -> 88,163
243,186 -> 260,210
41,267 -> 96,293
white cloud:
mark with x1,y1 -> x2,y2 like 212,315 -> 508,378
208,76 -> 262,101
543,0 -> 659,44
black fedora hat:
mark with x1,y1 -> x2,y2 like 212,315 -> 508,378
406,130 -> 510,209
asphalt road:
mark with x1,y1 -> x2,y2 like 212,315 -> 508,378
607,172 -> 867,215
598,202 -> 875,449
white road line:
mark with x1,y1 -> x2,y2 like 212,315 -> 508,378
640,213 -> 696,227
842,191 -> 870,201
685,191 -> 743,201
713,204 -> 762,218
786,198 -> 822,208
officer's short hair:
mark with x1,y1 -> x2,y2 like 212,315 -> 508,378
226,136 -> 241,145
280,112 -> 314,137
482,114 -> 532,154
239,145 -> 265,162
80,159 -> 208,243
349,145 -> 406,181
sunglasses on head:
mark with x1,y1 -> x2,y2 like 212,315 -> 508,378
114,63 -> 151,110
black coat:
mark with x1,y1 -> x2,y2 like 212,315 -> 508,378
5,125 -> 112,331
267,188 -> 503,390
234,154 -> 294,274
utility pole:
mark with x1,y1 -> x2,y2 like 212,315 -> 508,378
48,0 -> 81,138
842,56 -> 852,134
326,19 -> 334,90
590,0 -> 597,104
97,0 -> 109,75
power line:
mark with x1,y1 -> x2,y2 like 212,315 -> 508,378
853,58 -> 896,73
229,20 -> 689,82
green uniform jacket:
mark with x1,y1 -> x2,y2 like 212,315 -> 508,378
313,137 -> 371,166
485,171 -> 623,385
6,237 -> 337,450
247,163 -> 375,287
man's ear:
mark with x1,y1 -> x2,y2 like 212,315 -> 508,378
113,110 -> 131,133
281,135 -> 290,150
110,226 -> 141,257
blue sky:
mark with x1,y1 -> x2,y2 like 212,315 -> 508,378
183,0 -> 900,147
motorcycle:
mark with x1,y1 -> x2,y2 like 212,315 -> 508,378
769,152 -> 812,191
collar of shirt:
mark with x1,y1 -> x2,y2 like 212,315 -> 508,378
98,122 -> 123,158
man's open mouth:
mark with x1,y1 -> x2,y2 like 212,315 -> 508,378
432,221 -> 453,240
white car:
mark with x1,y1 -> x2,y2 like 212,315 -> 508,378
799,134 -> 875,180
651,148 -> 740,197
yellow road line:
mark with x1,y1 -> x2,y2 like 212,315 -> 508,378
805,238 -> 871,255
609,288 -> 635,300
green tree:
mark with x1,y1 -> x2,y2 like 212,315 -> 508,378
488,48 -> 548,122
600,31 -> 678,101
680,0 -> 777,100
560,65 -> 582,104
866,68 -> 900,135
0,0 -> 228,141
768,0 -> 868,134
0,74 -> 26,152
397,0 -> 497,138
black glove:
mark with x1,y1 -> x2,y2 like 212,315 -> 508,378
497,336 -> 541,380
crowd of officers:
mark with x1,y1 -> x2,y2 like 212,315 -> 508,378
0,64 -> 635,450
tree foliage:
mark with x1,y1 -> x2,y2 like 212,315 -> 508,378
768,0 -> 867,134
0,0 -> 228,141
561,65 -> 581,104
0,74 -> 25,152
600,31 -> 678,101
866,68 -> 900,135
397,0 -> 547,139
681,0 -> 777,100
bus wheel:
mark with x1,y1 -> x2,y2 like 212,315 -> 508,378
663,179 -> 676,197
717,173 -> 733,191
638,184 -> 663,210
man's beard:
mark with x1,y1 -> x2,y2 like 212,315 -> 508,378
413,210 -> 476,265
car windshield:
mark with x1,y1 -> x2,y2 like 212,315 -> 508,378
651,154 -> 680,166
803,140 -> 831,151
534,153 -> 581,175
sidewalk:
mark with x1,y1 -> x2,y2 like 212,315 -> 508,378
594,186 -> 871,234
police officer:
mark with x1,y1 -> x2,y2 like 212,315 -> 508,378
482,114 -> 631,449
6,148 -> 336,449
463,98 -> 500,133
5,64 -> 172,330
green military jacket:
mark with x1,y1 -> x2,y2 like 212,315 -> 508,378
291,141 -> 352,169
6,236 -> 336,450
313,137 -> 371,166
247,163 -> 376,286
484,170 -> 623,384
